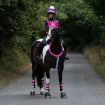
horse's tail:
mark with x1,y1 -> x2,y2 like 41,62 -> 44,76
36,64 -> 44,88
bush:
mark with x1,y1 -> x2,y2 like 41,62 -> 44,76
58,0 -> 102,50
84,47 -> 105,79
0,0 -> 105,79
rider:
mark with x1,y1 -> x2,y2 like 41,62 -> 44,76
38,6 -> 69,60
44,6 -> 58,36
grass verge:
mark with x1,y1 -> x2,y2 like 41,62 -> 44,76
0,48 -> 31,87
84,47 -> 105,80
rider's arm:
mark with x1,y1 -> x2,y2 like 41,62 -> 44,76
56,20 -> 61,34
44,21 -> 49,35
58,20 -> 61,30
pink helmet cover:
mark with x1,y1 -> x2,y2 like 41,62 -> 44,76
48,6 -> 56,14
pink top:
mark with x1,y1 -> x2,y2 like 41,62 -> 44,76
47,20 -> 58,29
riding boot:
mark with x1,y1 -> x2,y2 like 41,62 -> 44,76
64,46 -> 69,60
63,42 -> 69,60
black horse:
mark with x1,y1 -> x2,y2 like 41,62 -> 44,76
30,28 -> 67,98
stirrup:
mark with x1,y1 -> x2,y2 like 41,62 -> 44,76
65,56 -> 69,60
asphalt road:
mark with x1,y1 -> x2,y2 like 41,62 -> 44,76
0,54 -> 105,105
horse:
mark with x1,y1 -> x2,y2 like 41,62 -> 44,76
30,28 -> 67,98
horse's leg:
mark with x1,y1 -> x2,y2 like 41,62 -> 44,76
40,78 -> 45,95
58,66 -> 67,98
45,70 -> 51,98
40,68 -> 45,95
30,43 -> 38,96
30,62 -> 37,96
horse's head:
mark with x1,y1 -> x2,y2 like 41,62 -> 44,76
46,28 -> 60,43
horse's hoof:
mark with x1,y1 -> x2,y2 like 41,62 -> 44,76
45,92 -> 51,98
40,91 -> 45,95
30,91 -> 35,96
60,92 -> 67,98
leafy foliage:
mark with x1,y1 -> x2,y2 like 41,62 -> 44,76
0,0 -> 105,54
0,0 -> 105,81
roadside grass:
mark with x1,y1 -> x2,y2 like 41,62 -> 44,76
84,47 -> 105,80
0,48 -> 31,87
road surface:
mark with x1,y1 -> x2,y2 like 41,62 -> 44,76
0,54 -> 105,105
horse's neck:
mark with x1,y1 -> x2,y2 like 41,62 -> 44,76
50,38 -> 62,54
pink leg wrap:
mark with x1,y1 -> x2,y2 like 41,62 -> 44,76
60,83 -> 64,91
46,84 -> 50,92
32,79 -> 35,87
41,79 -> 44,87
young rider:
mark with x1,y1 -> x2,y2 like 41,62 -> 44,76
44,6 -> 58,36
38,6 -> 69,60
